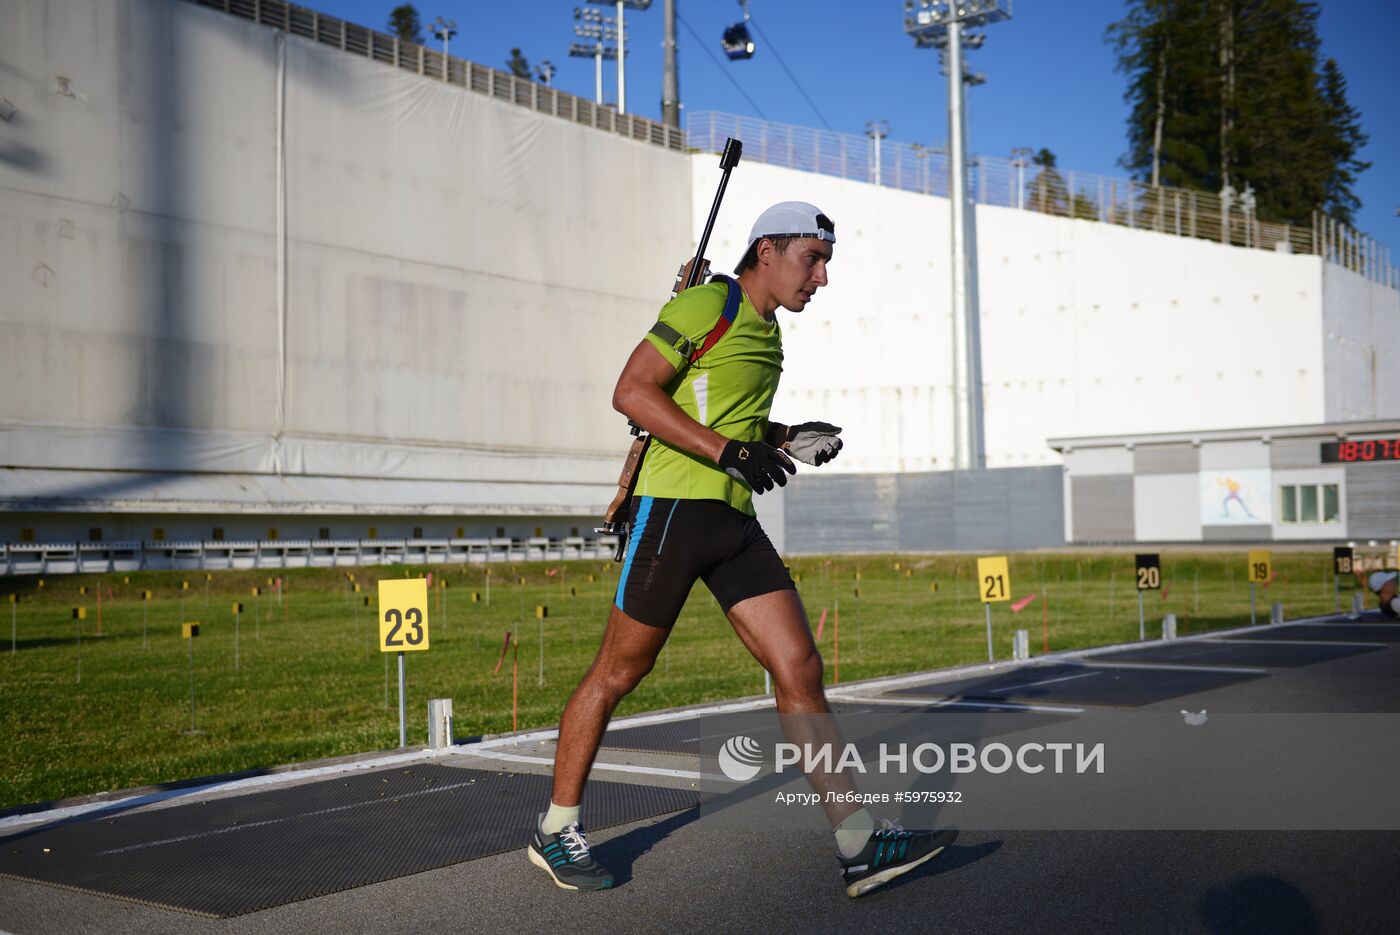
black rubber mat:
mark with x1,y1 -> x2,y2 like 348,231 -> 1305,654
0,765 -> 698,917
885,663 -> 1268,707
1228,624 -> 1400,643
1089,640 -> 1384,668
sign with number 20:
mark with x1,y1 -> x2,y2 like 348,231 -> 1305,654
378,579 -> 430,652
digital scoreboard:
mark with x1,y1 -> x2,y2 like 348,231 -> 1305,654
1320,438 -> 1400,463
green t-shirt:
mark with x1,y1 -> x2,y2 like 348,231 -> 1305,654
637,280 -> 783,516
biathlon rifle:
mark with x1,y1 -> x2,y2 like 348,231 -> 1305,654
596,138 -> 744,561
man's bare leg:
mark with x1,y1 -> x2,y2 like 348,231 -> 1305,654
724,588 -> 863,829
727,587 -> 956,897
551,604 -> 671,807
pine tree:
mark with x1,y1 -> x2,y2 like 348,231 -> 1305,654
1107,0 -> 1368,227
1029,149 -> 1069,215
1107,0 -> 1213,191
387,4 -> 424,46
506,48 -> 533,80
1317,57 -> 1370,226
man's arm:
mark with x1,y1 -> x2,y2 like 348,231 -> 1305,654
613,339 -> 728,463
613,340 -> 796,493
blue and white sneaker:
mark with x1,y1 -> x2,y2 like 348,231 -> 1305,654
527,814 -> 615,891
839,821 -> 957,898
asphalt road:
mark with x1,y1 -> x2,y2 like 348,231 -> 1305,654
2,613 -> 1397,934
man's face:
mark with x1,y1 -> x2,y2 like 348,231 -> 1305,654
1381,578 -> 1398,605
762,237 -> 833,313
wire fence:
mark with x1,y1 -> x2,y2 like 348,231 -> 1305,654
188,0 -> 685,152
687,112 -> 1397,290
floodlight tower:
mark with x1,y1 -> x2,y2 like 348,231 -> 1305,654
866,120 -> 890,186
571,7 -> 618,105
661,0 -> 680,127
905,0 -> 1012,472
431,16 -> 457,57
590,1 -> 653,115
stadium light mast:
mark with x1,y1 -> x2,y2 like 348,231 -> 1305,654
591,1 -> 652,115
866,120 -> 890,186
661,0 -> 680,128
571,7 -> 618,105
431,16 -> 457,62
905,0 -> 1012,472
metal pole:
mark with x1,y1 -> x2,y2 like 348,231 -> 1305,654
538,616 -> 544,687
595,43 -> 603,104
661,0 -> 679,127
235,610 -> 240,671
1138,590 -> 1145,641
947,22 -> 985,471
764,670 -> 771,695
984,602 -> 993,662
398,651 -> 406,747
1334,574 -> 1340,614
1250,582 -> 1256,626
616,1 -> 626,114
188,636 -> 196,731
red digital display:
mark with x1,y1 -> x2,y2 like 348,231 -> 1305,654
1321,438 -> 1400,463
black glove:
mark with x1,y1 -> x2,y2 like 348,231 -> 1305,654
784,421 -> 843,466
718,439 -> 797,494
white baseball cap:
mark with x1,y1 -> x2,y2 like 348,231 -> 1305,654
745,201 -> 836,252
1368,570 -> 1398,593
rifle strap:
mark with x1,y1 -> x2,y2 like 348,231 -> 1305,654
645,274 -> 743,369
602,276 -> 744,554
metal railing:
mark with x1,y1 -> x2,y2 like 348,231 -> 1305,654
687,112 -> 1397,290
1,537 -> 620,575
187,0 -> 685,152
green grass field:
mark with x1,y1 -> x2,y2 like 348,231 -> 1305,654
0,550 -> 1371,810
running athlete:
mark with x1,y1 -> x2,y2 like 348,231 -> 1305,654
1366,570 -> 1399,619
528,202 -> 955,897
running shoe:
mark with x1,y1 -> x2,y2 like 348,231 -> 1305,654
527,814 -> 615,891
839,820 -> 957,898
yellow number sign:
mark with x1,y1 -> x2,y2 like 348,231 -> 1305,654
977,556 -> 1010,603
1247,550 -> 1272,584
378,578 -> 429,652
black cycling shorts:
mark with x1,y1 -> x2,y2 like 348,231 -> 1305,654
613,496 -> 794,628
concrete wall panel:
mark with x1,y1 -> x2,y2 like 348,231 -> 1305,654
1134,473 -> 1203,541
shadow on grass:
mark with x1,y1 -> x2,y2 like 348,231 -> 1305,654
2,636 -> 89,652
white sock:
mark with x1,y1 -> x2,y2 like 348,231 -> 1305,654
541,802 -> 581,835
833,807 -> 874,859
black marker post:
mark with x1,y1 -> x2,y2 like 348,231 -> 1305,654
1333,546 -> 1353,613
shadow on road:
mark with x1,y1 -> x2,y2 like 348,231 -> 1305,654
1198,874 -> 1318,934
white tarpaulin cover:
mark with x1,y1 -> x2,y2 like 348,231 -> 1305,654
0,0 -> 690,508
0,467 -> 611,516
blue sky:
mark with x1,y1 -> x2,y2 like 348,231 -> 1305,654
312,0 -> 1397,257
